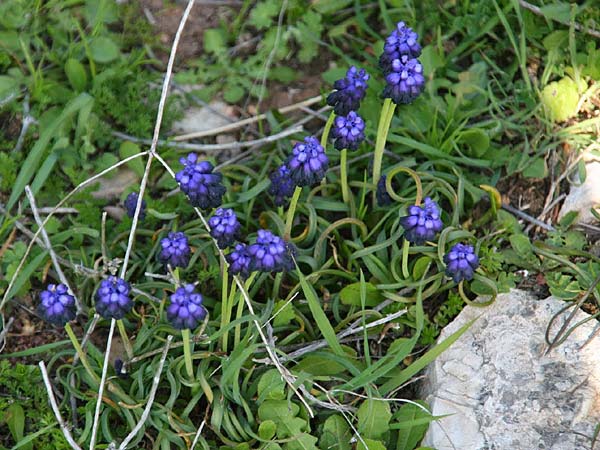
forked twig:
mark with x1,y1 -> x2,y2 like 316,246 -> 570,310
517,0 -> 600,39
39,361 -> 83,450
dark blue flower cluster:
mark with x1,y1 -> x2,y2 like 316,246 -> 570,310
95,276 -> 133,320
248,230 -> 296,273
226,243 -> 252,278
268,165 -> 296,207
332,112 -> 366,151
160,231 -> 191,269
376,175 -> 399,207
326,66 -> 370,115
38,284 -> 76,326
444,243 -> 480,283
287,136 -> 329,187
400,197 -> 443,244
124,192 -> 146,220
381,22 -> 425,104
209,208 -> 241,249
176,153 -> 226,209
167,284 -> 206,330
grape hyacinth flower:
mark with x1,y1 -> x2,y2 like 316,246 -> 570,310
444,243 -> 480,283
95,276 -> 133,320
208,208 -> 241,249
175,153 -> 226,209
38,283 -> 76,326
159,231 -> 191,269
124,192 -> 147,220
379,21 -> 422,73
268,164 -> 296,207
382,55 -> 425,105
167,284 -> 207,330
400,197 -> 443,244
331,111 -> 366,151
376,175 -> 399,207
227,243 -> 252,278
248,229 -> 296,273
326,66 -> 370,116
287,136 -> 329,187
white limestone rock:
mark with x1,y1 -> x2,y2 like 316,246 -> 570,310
558,160 -> 600,224
421,290 -> 600,450
172,101 -> 234,135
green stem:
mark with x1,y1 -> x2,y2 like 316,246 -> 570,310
284,186 -> 302,240
401,239 -> 411,280
220,255 -> 233,353
321,112 -> 336,148
234,273 -> 257,347
65,322 -> 99,383
340,148 -> 349,205
372,98 -> 396,203
181,328 -> 194,381
116,320 -> 133,360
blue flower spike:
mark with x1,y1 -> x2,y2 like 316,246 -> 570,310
124,192 -> 147,220
167,284 -> 207,330
379,21 -> 422,73
400,197 -> 443,244
286,136 -> 329,187
95,276 -> 133,320
175,153 -> 226,209
444,243 -> 480,283
382,55 -> 425,105
331,111 -> 366,151
38,283 -> 76,326
326,66 -> 370,116
268,164 -> 296,207
209,208 -> 241,249
227,243 -> 252,278
159,231 -> 191,269
248,229 -> 296,274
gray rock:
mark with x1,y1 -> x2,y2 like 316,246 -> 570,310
172,101 -> 234,135
559,160 -> 600,224
421,290 -> 600,450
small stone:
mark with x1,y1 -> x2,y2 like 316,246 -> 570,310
421,289 -> 600,450
559,160 -> 600,225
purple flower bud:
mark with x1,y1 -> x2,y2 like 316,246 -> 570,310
175,153 -> 226,209
167,284 -> 207,330
38,283 -> 76,326
159,231 -> 191,269
444,243 -> 480,283
268,164 -> 296,207
124,192 -> 147,220
248,230 -> 295,273
209,208 -> 241,249
379,21 -> 422,73
95,276 -> 133,320
400,197 -> 443,244
331,111 -> 366,151
326,66 -> 370,116
382,55 -> 425,105
286,136 -> 329,187
227,243 -> 252,278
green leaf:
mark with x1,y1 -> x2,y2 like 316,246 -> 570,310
297,266 -> 345,357
509,234 -> 533,258
395,401 -> 432,450
273,299 -> 295,327
237,178 -> 270,203
204,28 -> 227,54
65,58 -> 87,91
223,84 -> 245,104
258,400 -> 307,438
357,399 -> 392,439
319,415 -> 351,450
457,129 -> 490,158
522,157 -> 548,179
7,93 -> 94,210
541,76 -> 580,123
249,1 -> 280,30
313,0 -> 352,13
6,403 -> 25,446
357,438 -> 387,450
90,36 -> 120,63
0,340 -> 70,358
259,420 -> 277,440
0,75 -> 19,101
285,434 -> 318,450
294,352 -> 347,376
258,369 -> 286,402
540,3 -> 574,23
340,281 -> 383,307
119,141 -> 145,177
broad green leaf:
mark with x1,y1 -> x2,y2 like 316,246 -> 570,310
7,93 -> 94,210
294,352 -> 347,376
258,400 -> 307,438
6,403 -> 25,445
395,401 -> 432,450
119,141 -> 145,177
541,77 -> 580,123
357,399 -> 392,439
249,1 -> 280,30
319,415 -> 351,450
273,299 -> 295,327
0,75 -> 19,101
509,234 -> 533,258
90,36 -> 120,63
285,434 -> 318,450
540,3 -> 574,23
357,438 -> 387,450
340,281 -> 383,307
204,28 -> 227,54
223,84 -> 245,103
257,369 -> 286,402
65,58 -> 87,91
522,157 -> 548,179
313,0 -> 352,14
297,266 -> 345,357
259,420 -> 277,440
457,129 -> 490,158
